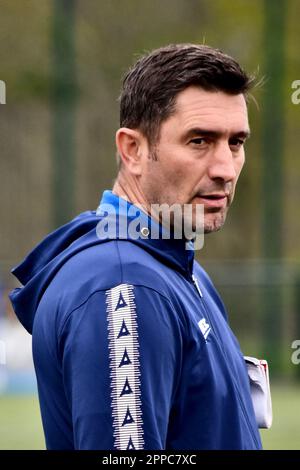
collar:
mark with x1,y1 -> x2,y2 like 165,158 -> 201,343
97,190 -> 194,278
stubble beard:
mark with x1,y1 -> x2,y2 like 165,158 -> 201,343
144,187 -> 229,238
202,208 -> 228,234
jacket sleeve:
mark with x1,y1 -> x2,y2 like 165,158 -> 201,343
59,283 -> 183,450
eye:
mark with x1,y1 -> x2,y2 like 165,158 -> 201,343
189,138 -> 206,146
229,138 -> 245,149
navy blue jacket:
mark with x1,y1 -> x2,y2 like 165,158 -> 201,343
10,190 -> 262,450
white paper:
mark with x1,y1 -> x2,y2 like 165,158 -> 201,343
244,356 -> 273,429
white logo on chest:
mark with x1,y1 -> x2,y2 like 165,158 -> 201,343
198,318 -> 211,340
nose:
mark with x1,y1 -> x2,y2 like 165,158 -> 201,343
207,142 -> 237,183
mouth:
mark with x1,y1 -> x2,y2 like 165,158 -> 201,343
194,192 -> 229,209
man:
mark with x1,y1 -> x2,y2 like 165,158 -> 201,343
10,44 -> 262,450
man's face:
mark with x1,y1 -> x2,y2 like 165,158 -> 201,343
140,86 -> 250,234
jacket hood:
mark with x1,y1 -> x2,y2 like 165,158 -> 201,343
9,190 -> 194,334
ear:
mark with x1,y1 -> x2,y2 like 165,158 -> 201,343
116,128 -> 146,176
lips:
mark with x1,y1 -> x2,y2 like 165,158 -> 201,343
194,193 -> 229,208
199,193 -> 227,199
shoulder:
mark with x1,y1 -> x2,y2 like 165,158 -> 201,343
57,239 -> 173,289
41,239 -> 177,316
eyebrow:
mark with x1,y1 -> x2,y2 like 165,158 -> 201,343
183,127 -> 251,141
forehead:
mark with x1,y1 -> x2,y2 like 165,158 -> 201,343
167,86 -> 249,134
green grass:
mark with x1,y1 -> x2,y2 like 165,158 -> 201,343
0,394 -> 44,449
0,383 -> 299,449
260,382 -> 300,450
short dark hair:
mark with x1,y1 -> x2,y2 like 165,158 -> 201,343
119,43 -> 254,146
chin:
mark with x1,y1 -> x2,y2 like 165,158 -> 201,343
204,224 -> 223,234
203,212 -> 227,234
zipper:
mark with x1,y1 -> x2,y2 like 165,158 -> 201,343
192,274 -> 203,297
191,273 -> 260,448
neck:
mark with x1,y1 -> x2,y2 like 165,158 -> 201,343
112,170 -> 152,216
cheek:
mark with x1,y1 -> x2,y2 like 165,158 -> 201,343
167,155 -> 203,185
141,161 -> 173,198
234,154 -> 245,180
231,157 -> 245,199
167,166 -> 188,186
149,157 -> 185,188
